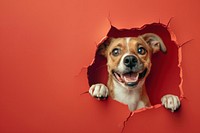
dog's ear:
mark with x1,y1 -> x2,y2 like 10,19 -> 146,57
97,37 -> 111,57
141,33 -> 167,54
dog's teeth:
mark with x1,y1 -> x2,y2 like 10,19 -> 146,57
114,72 -> 122,82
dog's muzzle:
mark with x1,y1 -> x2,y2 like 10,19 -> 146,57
113,69 -> 147,87
112,55 -> 147,88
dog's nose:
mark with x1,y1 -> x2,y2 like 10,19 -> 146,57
123,55 -> 138,68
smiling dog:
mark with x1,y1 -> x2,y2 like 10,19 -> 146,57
89,33 -> 180,112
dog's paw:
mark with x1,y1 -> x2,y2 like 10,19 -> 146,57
161,94 -> 181,112
89,84 -> 109,100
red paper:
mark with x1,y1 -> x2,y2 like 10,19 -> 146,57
0,0 -> 199,133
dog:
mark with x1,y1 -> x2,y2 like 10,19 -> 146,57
89,33 -> 180,112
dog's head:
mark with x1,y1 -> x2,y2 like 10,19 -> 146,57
98,33 -> 167,89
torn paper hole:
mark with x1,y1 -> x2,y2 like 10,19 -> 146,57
87,22 -> 183,112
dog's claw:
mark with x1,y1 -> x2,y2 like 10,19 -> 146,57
95,96 -> 108,100
89,83 -> 109,100
161,94 -> 181,112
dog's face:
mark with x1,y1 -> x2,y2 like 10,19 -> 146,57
98,33 -> 167,89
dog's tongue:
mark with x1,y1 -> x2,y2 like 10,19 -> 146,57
123,73 -> 139,83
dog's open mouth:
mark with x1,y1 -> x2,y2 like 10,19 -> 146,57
112,68 -> 147,87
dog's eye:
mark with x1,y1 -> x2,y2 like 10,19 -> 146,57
112,48 -> 120,56
138,47 -> 146,55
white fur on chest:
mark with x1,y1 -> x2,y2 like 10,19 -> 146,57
112,80 -> 145,110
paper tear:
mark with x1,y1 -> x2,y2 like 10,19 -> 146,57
166,17 -> 174,28
178,39 -> 193,48
177,39 -> 192,100
80,91 -> 89,95
75,66 -> 88,77
121,112 -> 133,133
178,46 -> 184,99
121,104 -> 163,133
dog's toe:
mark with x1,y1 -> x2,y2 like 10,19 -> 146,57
89,83 -> 108,100
161,94 -> 181,112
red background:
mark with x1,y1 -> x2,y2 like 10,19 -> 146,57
0,0 -> 200,133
